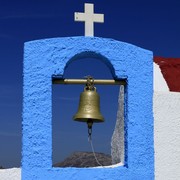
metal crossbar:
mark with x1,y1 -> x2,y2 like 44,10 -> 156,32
52,78 -> 126,85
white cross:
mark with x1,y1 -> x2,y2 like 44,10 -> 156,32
74,3 -> 104,37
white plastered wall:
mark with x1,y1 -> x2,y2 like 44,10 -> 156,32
154,92 -> 180,180
153,63 -> 169,92
153,63 -> 180,179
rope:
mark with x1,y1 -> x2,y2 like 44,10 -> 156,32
88,134 -> 104,167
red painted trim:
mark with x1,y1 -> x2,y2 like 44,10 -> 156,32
154,57 -> 180,92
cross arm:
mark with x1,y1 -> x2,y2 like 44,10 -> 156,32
74,12 -> 86,21
93,14 -> 104,23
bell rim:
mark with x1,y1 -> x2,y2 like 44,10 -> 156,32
73,118 -> 104,123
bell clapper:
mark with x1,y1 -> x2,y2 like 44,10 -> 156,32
87,119 -> 93,141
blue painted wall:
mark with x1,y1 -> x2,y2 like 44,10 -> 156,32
22,37 -> 154,179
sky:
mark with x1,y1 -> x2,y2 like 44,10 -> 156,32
0,0 -> 180,168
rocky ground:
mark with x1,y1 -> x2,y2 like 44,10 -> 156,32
54,151 -> 112,167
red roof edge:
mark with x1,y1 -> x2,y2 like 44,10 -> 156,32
154,57 -> 180,92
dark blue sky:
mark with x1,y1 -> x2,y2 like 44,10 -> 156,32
0,0 -> 180,168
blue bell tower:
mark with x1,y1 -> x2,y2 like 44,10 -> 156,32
22,36 -> 154,180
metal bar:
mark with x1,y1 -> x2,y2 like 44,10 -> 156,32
52,78 -> 126,85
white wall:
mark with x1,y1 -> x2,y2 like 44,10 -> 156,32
154,92 -> 180,180
153,63 -> 169,92
0,168 -> 20,180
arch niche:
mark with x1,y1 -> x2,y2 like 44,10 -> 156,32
52,52 -> 121,166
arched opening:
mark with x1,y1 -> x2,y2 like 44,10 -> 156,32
52,56 -> 124,167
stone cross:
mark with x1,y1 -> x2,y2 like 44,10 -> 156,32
74,3 -> 104,37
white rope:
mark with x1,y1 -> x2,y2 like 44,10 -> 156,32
88,136 -> 104,167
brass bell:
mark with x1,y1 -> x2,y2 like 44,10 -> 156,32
73,76 -> 104,138
73,87 -> 104,125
